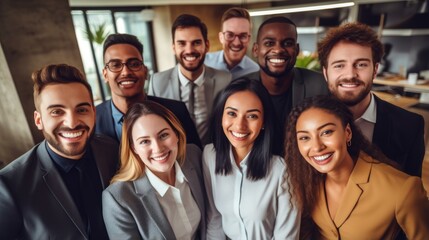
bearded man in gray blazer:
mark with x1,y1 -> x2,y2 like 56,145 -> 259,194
149,14 -> 231,145
0,64 -> 118,239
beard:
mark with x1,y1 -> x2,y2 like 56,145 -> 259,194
177,53 -> 205,72
260,58 -> 295,78
330,77 -> 372,106
43,125 -> 92,158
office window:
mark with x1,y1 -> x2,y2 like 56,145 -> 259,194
71,8 -> 155,104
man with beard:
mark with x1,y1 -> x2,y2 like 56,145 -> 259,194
96,33 -> 202,148
204,7 -> 259,80
318,22 -> 425,177
0,64 -> 118,239
246,16 -> 329,154
149,14 -> 231,145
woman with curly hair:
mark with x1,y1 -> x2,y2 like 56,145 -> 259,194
284,95 -> 429,239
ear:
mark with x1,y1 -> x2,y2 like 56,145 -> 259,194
373,63 -> 379,79
205,40 -> 210,53
345,123 -> 352,143
296,43 -> 300,54
34,111 -> 43,130
218,31 -> 224,44
252,42 -> 258,58
102,67 -> 108,83
323,67 -> 328,82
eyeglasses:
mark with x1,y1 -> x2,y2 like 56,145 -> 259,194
105,59 -> 144,73
222,31 -> 250,42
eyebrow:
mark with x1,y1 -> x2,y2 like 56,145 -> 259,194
330,58 -> 371,66
296,122 -> 336,134
225,106 -> 262,113
46,102 -> 92,110
135,127 -> 169,142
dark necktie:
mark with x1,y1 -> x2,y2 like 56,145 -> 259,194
188,82 -> 195,119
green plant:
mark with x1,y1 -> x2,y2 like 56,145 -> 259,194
84,22 -> 110,45
295,53 -> 321,72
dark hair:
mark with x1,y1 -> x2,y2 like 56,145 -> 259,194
103,33 -> 143,61
221,7 -> 250,23
317,22 -> 384,69
210,78 -> 277,180
32,64 -> 92,110
284,95 -> 392,215
171,14 -> 208,42
256,16 -> 297,41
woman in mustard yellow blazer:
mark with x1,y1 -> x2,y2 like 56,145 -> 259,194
284,96 -> 429,239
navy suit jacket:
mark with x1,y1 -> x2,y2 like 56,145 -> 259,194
0,135 -> 118,240
373,95 -> 425,176
95,96 -> 202,149
102,144 -> 206,239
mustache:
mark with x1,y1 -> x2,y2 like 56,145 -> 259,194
337,77 -> 364,85
182,53 -> 200,58
54,125 -> 90,134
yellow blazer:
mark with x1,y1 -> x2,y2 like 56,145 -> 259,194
312,152 -> 429,240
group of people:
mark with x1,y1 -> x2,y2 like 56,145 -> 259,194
0,6 -> 428,240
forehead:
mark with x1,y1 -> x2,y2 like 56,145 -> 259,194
222,18 -> 250,32
38,83 -> 92,108
259,22 -> 297,40
297,108 -> 341,129
132,114 -> 170,138
225,91 -> 263,110
328,41 -> 373,63
104,43 -> 142,61
174,27 -> 203,40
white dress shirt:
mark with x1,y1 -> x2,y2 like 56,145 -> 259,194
178,68 -> 208,142
355,93 -> 377,143
202,144 -> 300,240
145,162 -> 201,240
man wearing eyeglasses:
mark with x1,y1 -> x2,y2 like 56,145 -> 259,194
204,7 -> 259,80
149,14 -> 231,145
96,33 -> 202,148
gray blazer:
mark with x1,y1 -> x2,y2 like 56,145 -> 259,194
102,144 -> 206,240
0,135 -> 119,240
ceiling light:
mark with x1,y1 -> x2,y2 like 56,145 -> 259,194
249,1 -> 355,17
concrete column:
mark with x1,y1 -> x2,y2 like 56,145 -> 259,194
0,0 -> 84,167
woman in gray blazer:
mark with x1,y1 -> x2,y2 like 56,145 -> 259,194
102,101 -> 206,240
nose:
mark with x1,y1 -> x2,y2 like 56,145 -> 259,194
64,112 -> 80,129
236,116 -> 248,130
271,42 -> 285,54
120,63 -> 133,75
231,36 -> 241,45
152,139 -> 164,153
184,43 -> 194,53
344,65 -> 358,79
311,137 -> 326,152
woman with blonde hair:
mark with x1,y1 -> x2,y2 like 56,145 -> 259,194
102,101 -> 206,239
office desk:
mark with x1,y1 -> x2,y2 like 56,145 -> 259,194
374,78 -> 429,103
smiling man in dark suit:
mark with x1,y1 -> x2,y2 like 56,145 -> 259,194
96,33 -> 202,148
318,22 -> 425,177
0,64 -> 118,239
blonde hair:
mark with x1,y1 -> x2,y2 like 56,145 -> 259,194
110,101 -> 187,183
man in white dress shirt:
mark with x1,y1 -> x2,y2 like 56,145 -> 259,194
149,14 -> 231,145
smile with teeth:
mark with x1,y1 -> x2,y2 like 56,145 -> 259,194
119,80 -> 136,86
151,152 -> 170,162
231,131 -> 249,138
312,153 -> 333,161
60,131 -> 84,139
339,82 -> 360,88
268,58 -> 286,63
184,55 -> 198,61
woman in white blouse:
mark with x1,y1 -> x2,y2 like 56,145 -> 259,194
102,101 -> 206,240
203,78 -> 300,239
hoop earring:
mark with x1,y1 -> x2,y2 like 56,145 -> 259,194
347,139 -> 352,147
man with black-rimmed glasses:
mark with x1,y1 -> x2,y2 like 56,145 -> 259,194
95,33 -> 202,148
205,7 -> 259,80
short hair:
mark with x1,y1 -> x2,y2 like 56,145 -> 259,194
171,14 -> 208,42
317,22 -> 384,69
32,64 -> 92,110
221,7 -> 250,23
210,78 -> 277,180
111,101 -> 187,183
103,33 -> 143,61
256,16 -> 297,41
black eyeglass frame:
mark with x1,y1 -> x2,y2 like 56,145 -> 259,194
105,59 -> 144,73
221,31 -> 250,42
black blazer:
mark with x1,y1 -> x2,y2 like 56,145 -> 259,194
373,95 -> 425,177
95,97 -> 202,149
0,135 -> 119,240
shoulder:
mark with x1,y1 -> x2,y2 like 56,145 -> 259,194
241,71 -> 260,81
206,66 -> 231,79
185,144 -> 202,164
205,51 -> 222,61
91,134 -> 119,149
295,68 -> 325,81
148,95 -> 186,109
0,144 -> 41,177
202,144 -> 216,162
270,155 -> 287,173
95,100 -> 110,114
375,96 -> 424,123
152,67 -> 175,79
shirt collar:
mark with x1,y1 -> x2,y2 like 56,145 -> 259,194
110,100 -> 124,124
46,141 -> 87,173
229,145 -> 251,168
178,65 -> 205,87
357,93 -> 377,123
145,161 -> 187,197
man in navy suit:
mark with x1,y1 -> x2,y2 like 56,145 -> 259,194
318,22 -> 425,177
0,64 -> 118,239
96,33 -> 202,148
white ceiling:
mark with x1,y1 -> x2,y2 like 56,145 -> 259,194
68,0 -> 274,7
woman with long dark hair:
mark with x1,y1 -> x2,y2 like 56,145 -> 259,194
285,95 -> 429,239
203,78 -> 300,239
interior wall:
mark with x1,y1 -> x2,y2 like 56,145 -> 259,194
0,0 -> 84,167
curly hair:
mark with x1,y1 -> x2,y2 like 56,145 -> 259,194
317,22 -> 384,69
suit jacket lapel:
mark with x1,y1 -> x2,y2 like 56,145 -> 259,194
134,176 -> 176,240
171,65 -> 181,100
38,142 -> 88,239
291,68 -> 304,107
90,138 -> 112,189
204,67 -> 215,114
334,153 -> 371,228
372,96 -> 391,149
97,100 -> 117,141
